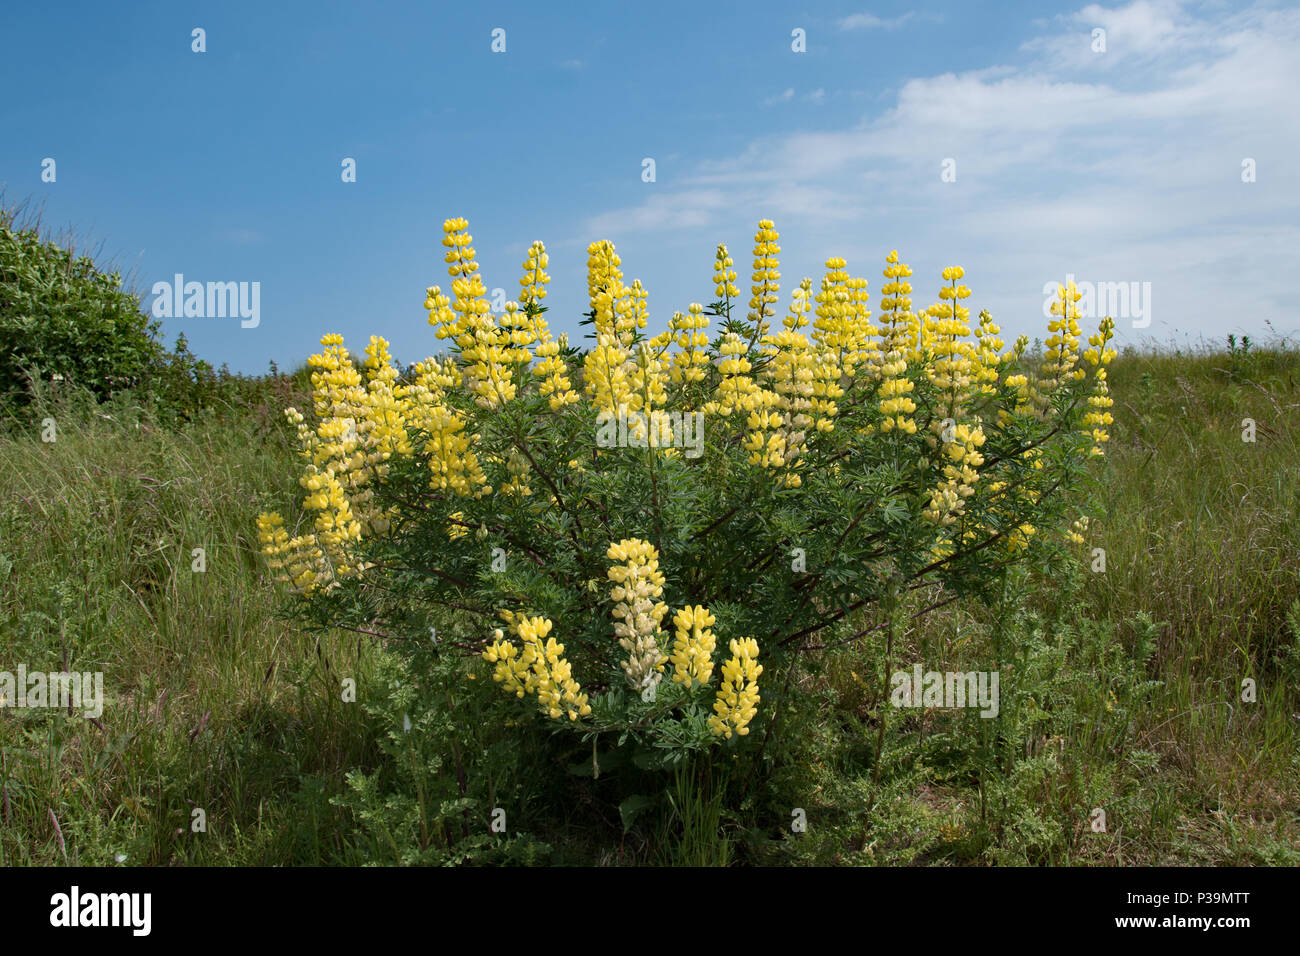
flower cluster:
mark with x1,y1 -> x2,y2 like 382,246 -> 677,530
713,244 -> 739,302
922,421 -> 987,528
744,327 -> 815,480
430,218 -> 519,409
670,604 -> 717,688
705,332 -> 760,417
667,303 -> 711,386
708,638 -> 762,738
483,613 -> 591,721
923,267 -> 978,424
1064,514 -> 1091,546
1037,281 -> 1086,413
607,538 -> 669,693
748,220 -> 781,333
1082,315 -> 1117,453
256,333 -> 408,592
477,540 -> 757,735
877,250 -> 919,435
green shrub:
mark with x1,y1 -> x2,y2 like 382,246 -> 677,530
256,216 -> 1118,855
0,206 -> 162,401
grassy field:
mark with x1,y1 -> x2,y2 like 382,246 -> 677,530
1,341 -> 1297,866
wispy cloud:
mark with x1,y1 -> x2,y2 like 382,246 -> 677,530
839,12 -> 915,31
1023,0 -> 1194,69
582,1 -> 1300,341
583,189 -> 729,237
763,87 -> 795,106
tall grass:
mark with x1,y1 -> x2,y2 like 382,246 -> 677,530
1082,344 -> 1300,860
0,381 -> 378,864
766,340 -> 1299,866
1,341 -> 1296,865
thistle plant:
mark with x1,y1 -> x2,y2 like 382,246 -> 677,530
257,216 -> 1115,768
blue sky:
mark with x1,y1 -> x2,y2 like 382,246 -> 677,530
3,0 -> 1297,373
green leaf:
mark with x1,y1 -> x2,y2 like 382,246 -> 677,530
618,794 -> 656,833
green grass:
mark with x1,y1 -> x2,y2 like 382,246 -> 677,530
793,342 -> 1300,866
1,343 -> 1297,865
1083,345 -> 1300,861
0,384 -> 381,864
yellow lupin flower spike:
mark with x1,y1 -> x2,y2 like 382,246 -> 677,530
607,538 -> 669,693
709,637 -> 762,738
749,219 -> 781,335
670,605 -> 717,687
483,616 -> 591,721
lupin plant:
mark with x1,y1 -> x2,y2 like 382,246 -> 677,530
257,216 -> 1115,769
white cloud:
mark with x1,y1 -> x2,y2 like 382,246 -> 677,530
763,88 -> 795,106
1022,0 -> 1202,70
581,0 -> 1300,342
839,12 -> 915,31
583,190 -> 730,238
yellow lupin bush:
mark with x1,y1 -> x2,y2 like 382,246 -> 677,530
259,214 -> 1116,767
